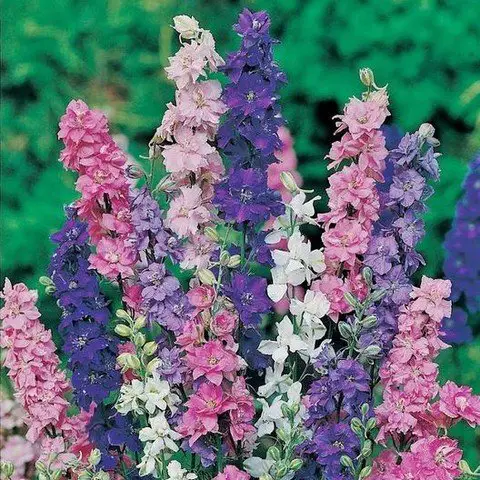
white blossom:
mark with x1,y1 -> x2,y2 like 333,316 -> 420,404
258,316 -> 308,364
116,379 -> 144,415
258,362 -> 292,398
255,396 -> 283,437
141,374 -> 179,415
290,290 -> 330,326
166,460 -> 197,480
288,191 -> 321,224
172,15 -> 200,39
139,413 -> 181,454
244,457 -> 275,478
138,442 -> 157,477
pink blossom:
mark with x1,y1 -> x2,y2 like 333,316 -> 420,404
0,279 -> 40,329
322,219 -> 370,265
411,276 -> 452,322
187,285 -> 216,315
213,466 -> 251,480
176,319 -> 205,352
369,450 -> 399,480
327,132 -> 363,169
165,41 -> 208,89
181,234 -> 216,270
163,126 -> 215,174
166,185 -> 210,237
185,340 -> 239,385
211,310 -> 237,338
228,377 -> 255,442
409,436 -> 462,480
177,80 -> 226,133
438,381 -> 480,427
178,382 -> 235,445
58,99 -> 109,170
89,236 -> 136,278
357,130 -> 388,181
339,97 -> 390,139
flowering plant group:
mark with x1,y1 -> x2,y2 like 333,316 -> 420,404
1,9 -> 479,480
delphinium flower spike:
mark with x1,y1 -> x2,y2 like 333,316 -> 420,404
360,123 -> 442,355
315,68 -> 390,320
370,277 -> 480,480
442,154 -> 479,344
47,207 -> 143,471
0,279 -> 93,474
58,99 -> 137,296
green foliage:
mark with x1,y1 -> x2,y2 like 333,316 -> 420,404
1,0 -> 479,461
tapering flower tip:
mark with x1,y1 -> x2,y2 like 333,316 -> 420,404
173,15 -> 200,39
280,171 -> 299,193
359,67 -> 375,87
418,122 -> 440,146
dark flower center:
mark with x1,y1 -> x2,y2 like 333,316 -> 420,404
246,91 -> 256,102
239,188 -> 253,203
241,292 -> 253,305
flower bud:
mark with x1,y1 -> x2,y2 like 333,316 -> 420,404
338,321 -> 353,340
146,358 -> 160,374
204,226 -> 220,243
267,446 -> 282,462
361,403 -> 370,417
344,292 -> 360,309
197,268 -> 216,286
459,460 -> 473,474
227,255 -> 241,268
116,352 -> 131,368
88,449 -> 102,467
78,473 -> 93,480
280,171 -> 299,193
289,459 -> 303,472
418,122 -> 440,146
361,315 -> 377,329
365,417 -> 377,431
51,470 -> 63,480
418,123 -> 435,140
275,466 -> 288,478
219,251 -> 231,266
359,466 -> 372,479
155,175 -> 177,193
259,475 -> 273,480
361,267 -> 373,286
45,285 -> 57,295
362,345 -> 382,357
35,461 -> 48,475
116,309 -> 132,321
277,428 -> 289,443
134,332 -> 146,348
125,354 -> 141,370
143,341 -> 158,356
361,440 -> 372,457
39,276 -> 53,286
134,315 -> 146,330
359,67 -> 375,87
114,324 -> 133,338
173,15 -> 200,39
340,455 -> 354,469
93,473 -> 110,480
126,165 -> 144,179
350,417 -> 363,435
1,461 -> 15,479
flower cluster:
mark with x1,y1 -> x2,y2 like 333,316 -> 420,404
3,9 -> 480,480
318,80 -> 390,320
442,154 -> 480,343
48,207 -> 121,409
0,280 -> 92,470
360,125 -> 441,352
372,276 -> 480,479
152,14 -> 225,258
58,99 -> 137,281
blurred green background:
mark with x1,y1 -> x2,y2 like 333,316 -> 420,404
1,0 -> 479,462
